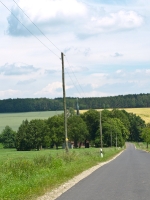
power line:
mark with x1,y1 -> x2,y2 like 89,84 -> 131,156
12,0 -> 62,53
0,0 -> 60,59
1,0 -> 86,98
65,67 -> 82,98
13,0 -> 89,97
65,56 -> 86,97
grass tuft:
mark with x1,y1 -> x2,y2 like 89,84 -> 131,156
0,148 -> 122,200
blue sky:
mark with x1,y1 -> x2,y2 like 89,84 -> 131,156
0,0 -> 150,99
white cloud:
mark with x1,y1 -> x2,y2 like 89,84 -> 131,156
112,52 -> 123,57
34,82 -> 73,96
146,69 -> 150,74
92,73 -> 108,77
86,10 -> 143,34
116,70 -> 122,74
7,0 -> 144,37
0,63 -> 39,76
0,0 -> 150,99
19,0 -> 87,22
0,89 -> 20,98
7,0 -> 87,36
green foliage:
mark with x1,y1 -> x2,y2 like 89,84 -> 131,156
1,108 -> 146,151
81,109 -> 99,142
1,93 -> 150,113
67,107 -> 76,117
128,113 -> 145,142
47,114 -> 64,149
67,115 -> 89,147
0,126 -> 16,148
15,119 -> 50,151
141,123 -> 150,148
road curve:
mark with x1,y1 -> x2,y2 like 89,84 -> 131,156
56,143 -> 150,200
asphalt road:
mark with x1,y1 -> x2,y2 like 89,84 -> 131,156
56,143 -> 150,200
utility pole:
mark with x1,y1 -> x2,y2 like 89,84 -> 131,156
100,111 -> 103,157
76,98 -> 79,115
116,132 -> 117,149
111,129 -> 112,147
110,120 -> 112,147
61,52 -> 69,152
100,111 -> 103,148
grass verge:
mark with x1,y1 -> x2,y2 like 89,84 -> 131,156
0,147 -> 123,200
134,142 -> 150,152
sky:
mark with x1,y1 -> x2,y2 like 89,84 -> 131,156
0,0 -> 150,99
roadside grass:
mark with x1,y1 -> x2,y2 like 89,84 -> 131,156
134,142 -> 150,152
0,143 -> 3,149
0,147 -> 123,200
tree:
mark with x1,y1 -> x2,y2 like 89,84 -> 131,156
128,113 -> 145,142
15,120 -> 30,151
15,119 -> 50,151
26,119 -> 50,150
47,114 -> 64,149
95,117 -> 129,147
0,126 -> 16,148
67,115 -> 89,148
81,109 -> 99,144
141,123 -> 150,148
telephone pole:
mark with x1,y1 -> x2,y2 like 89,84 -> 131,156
61,52 -> 69,152
100,111 -> 103,148
116,132 -> 117,149
76,98 -> 79,115
100,111 -> 103,157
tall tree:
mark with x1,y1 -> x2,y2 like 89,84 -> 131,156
128,113 -> 145,142
67,115 -> 89,148
141,123 -> 150,148
15,119 -> 50,151
0,126 -> 16,148
47,114 -> 64,149
81,109 -> 99,143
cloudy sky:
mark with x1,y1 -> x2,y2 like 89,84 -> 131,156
0,0 -> 150,99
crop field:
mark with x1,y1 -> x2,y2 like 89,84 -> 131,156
80,108 -> 150,124
123,108 -> 150,124
0,111 -> 63,133
0,108 -> 150,133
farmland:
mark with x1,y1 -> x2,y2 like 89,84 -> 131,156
0,108 -> 150,134
80,108 -> 150,124
0,111 -> 63,133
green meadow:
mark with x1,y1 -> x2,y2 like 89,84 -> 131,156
0,147 -> 123,200
0,111 -> 63,133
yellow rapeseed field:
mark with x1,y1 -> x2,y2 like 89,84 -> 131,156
79,108 -> 150,124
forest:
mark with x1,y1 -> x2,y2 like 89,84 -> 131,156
0,93 -> 150,113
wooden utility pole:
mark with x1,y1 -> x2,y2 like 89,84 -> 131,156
111,130 -> 112,147
61,52 -> 69,152
116,132 -> 117,149
100,111 -> 103,148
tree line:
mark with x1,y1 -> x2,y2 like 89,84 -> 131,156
0,93 -> 150,113
0,109 -> 147,150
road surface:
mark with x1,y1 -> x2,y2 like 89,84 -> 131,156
56,143 -> 150,200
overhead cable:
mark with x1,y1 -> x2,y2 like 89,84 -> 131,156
12,0 -> 62,53
0,0 -> 60,59
65,56 -> 86,97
